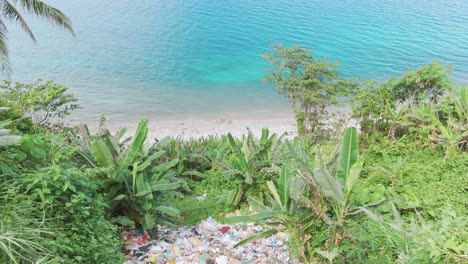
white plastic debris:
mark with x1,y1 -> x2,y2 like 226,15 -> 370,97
215,255 -> 228,264
196,193 -> 208,201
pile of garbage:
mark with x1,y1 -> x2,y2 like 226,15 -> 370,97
123,217 -> 300,263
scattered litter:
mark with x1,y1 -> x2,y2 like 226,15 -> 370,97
124,217 -> 299,263
196,193 -> 208,201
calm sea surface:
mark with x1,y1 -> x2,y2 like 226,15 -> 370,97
5,0 -> 468,122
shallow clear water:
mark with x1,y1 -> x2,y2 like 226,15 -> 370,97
4,0 -> 468,122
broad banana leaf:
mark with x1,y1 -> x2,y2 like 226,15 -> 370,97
290,176 -> 305,201
346,159 -> 363,195
234,229 -> 278,247
314,149 -> 344,205
91,139 -> 114,167
287,141 -> 315,174
141,213 -> 155,230
103,131 -> 120,157
278,165 -> 291,206
153,159 -> 179,174
227,133 -> 253,184
225,211 -> 283,224
267,181 -> 282,207
248,197 -> 272,212
155,205 -> 180,217
120,119 -> 149,170
337,127 -> 358,184
151,182 -> 180,191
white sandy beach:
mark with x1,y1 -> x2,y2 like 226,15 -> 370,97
72,110 -> 299,140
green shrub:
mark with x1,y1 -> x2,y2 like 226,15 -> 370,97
0,80 -> 78,129
13,165 -> 124,263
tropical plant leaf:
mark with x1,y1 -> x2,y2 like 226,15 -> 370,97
315,248 -> 339,261
155,206 -> 180,217
289,176 -> 305,201
345,159 -> 363,195
153,159 -> 179,174
18,0 -> 74,35
278,165 -> 291,205
248,196 -> 271,213
227,133 -> 253,184
314,149 -> 344,205
141,213 -> 155,230
90,139 -> 114,167
337,127 -> 358,184
234,229 -> 278,247
181,170 -> 205,179
224,211 -> 283,224
266,181 -> 282,207
112,194 -> 126,201
120,119 -> 148,170
151,182 -> 180,191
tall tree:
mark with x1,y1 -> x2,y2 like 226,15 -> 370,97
263,44 -> 357,140
0,0 -> 74,74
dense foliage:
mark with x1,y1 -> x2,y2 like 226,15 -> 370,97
1,57 -> 467,263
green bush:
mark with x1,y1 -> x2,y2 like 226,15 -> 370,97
12,165 -> 124,263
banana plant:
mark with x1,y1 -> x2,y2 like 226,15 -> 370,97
288,126 -> 364,258
225,164 -> 315,261
221,128 -> 286,206
150,137 -> 207,193
78,119 -> 180,230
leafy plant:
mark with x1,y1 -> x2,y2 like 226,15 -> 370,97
0,108 -> 21,147
293,127 -> 365,254
85,119 -> 181,230
0,204 -> 53,263
217,128 -> 285,206
225,165 -> 316,261
226,127 -> 364,263
0,80 -> 78,128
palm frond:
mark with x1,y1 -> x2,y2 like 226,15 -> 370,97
0,18 -> 11,74
17,0 -> 74,36
2,0 -> 36,42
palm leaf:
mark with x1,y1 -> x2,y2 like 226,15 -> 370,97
0,19 -> 10,73
18,0 -> 74,36
2,0 -> 35,42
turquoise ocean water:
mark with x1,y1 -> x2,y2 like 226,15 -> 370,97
4,0 -> 468,122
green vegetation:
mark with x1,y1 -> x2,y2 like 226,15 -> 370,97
263,44 -> 358,141
1,50 -> 467,263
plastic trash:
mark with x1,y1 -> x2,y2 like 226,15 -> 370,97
196,193 -> 208,201
215,255 -> 228,264
122,217 -> 300,263
218,226 -> 230,233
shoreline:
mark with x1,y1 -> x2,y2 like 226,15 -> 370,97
67,106 -> 352,140
70,112 -> 298,140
